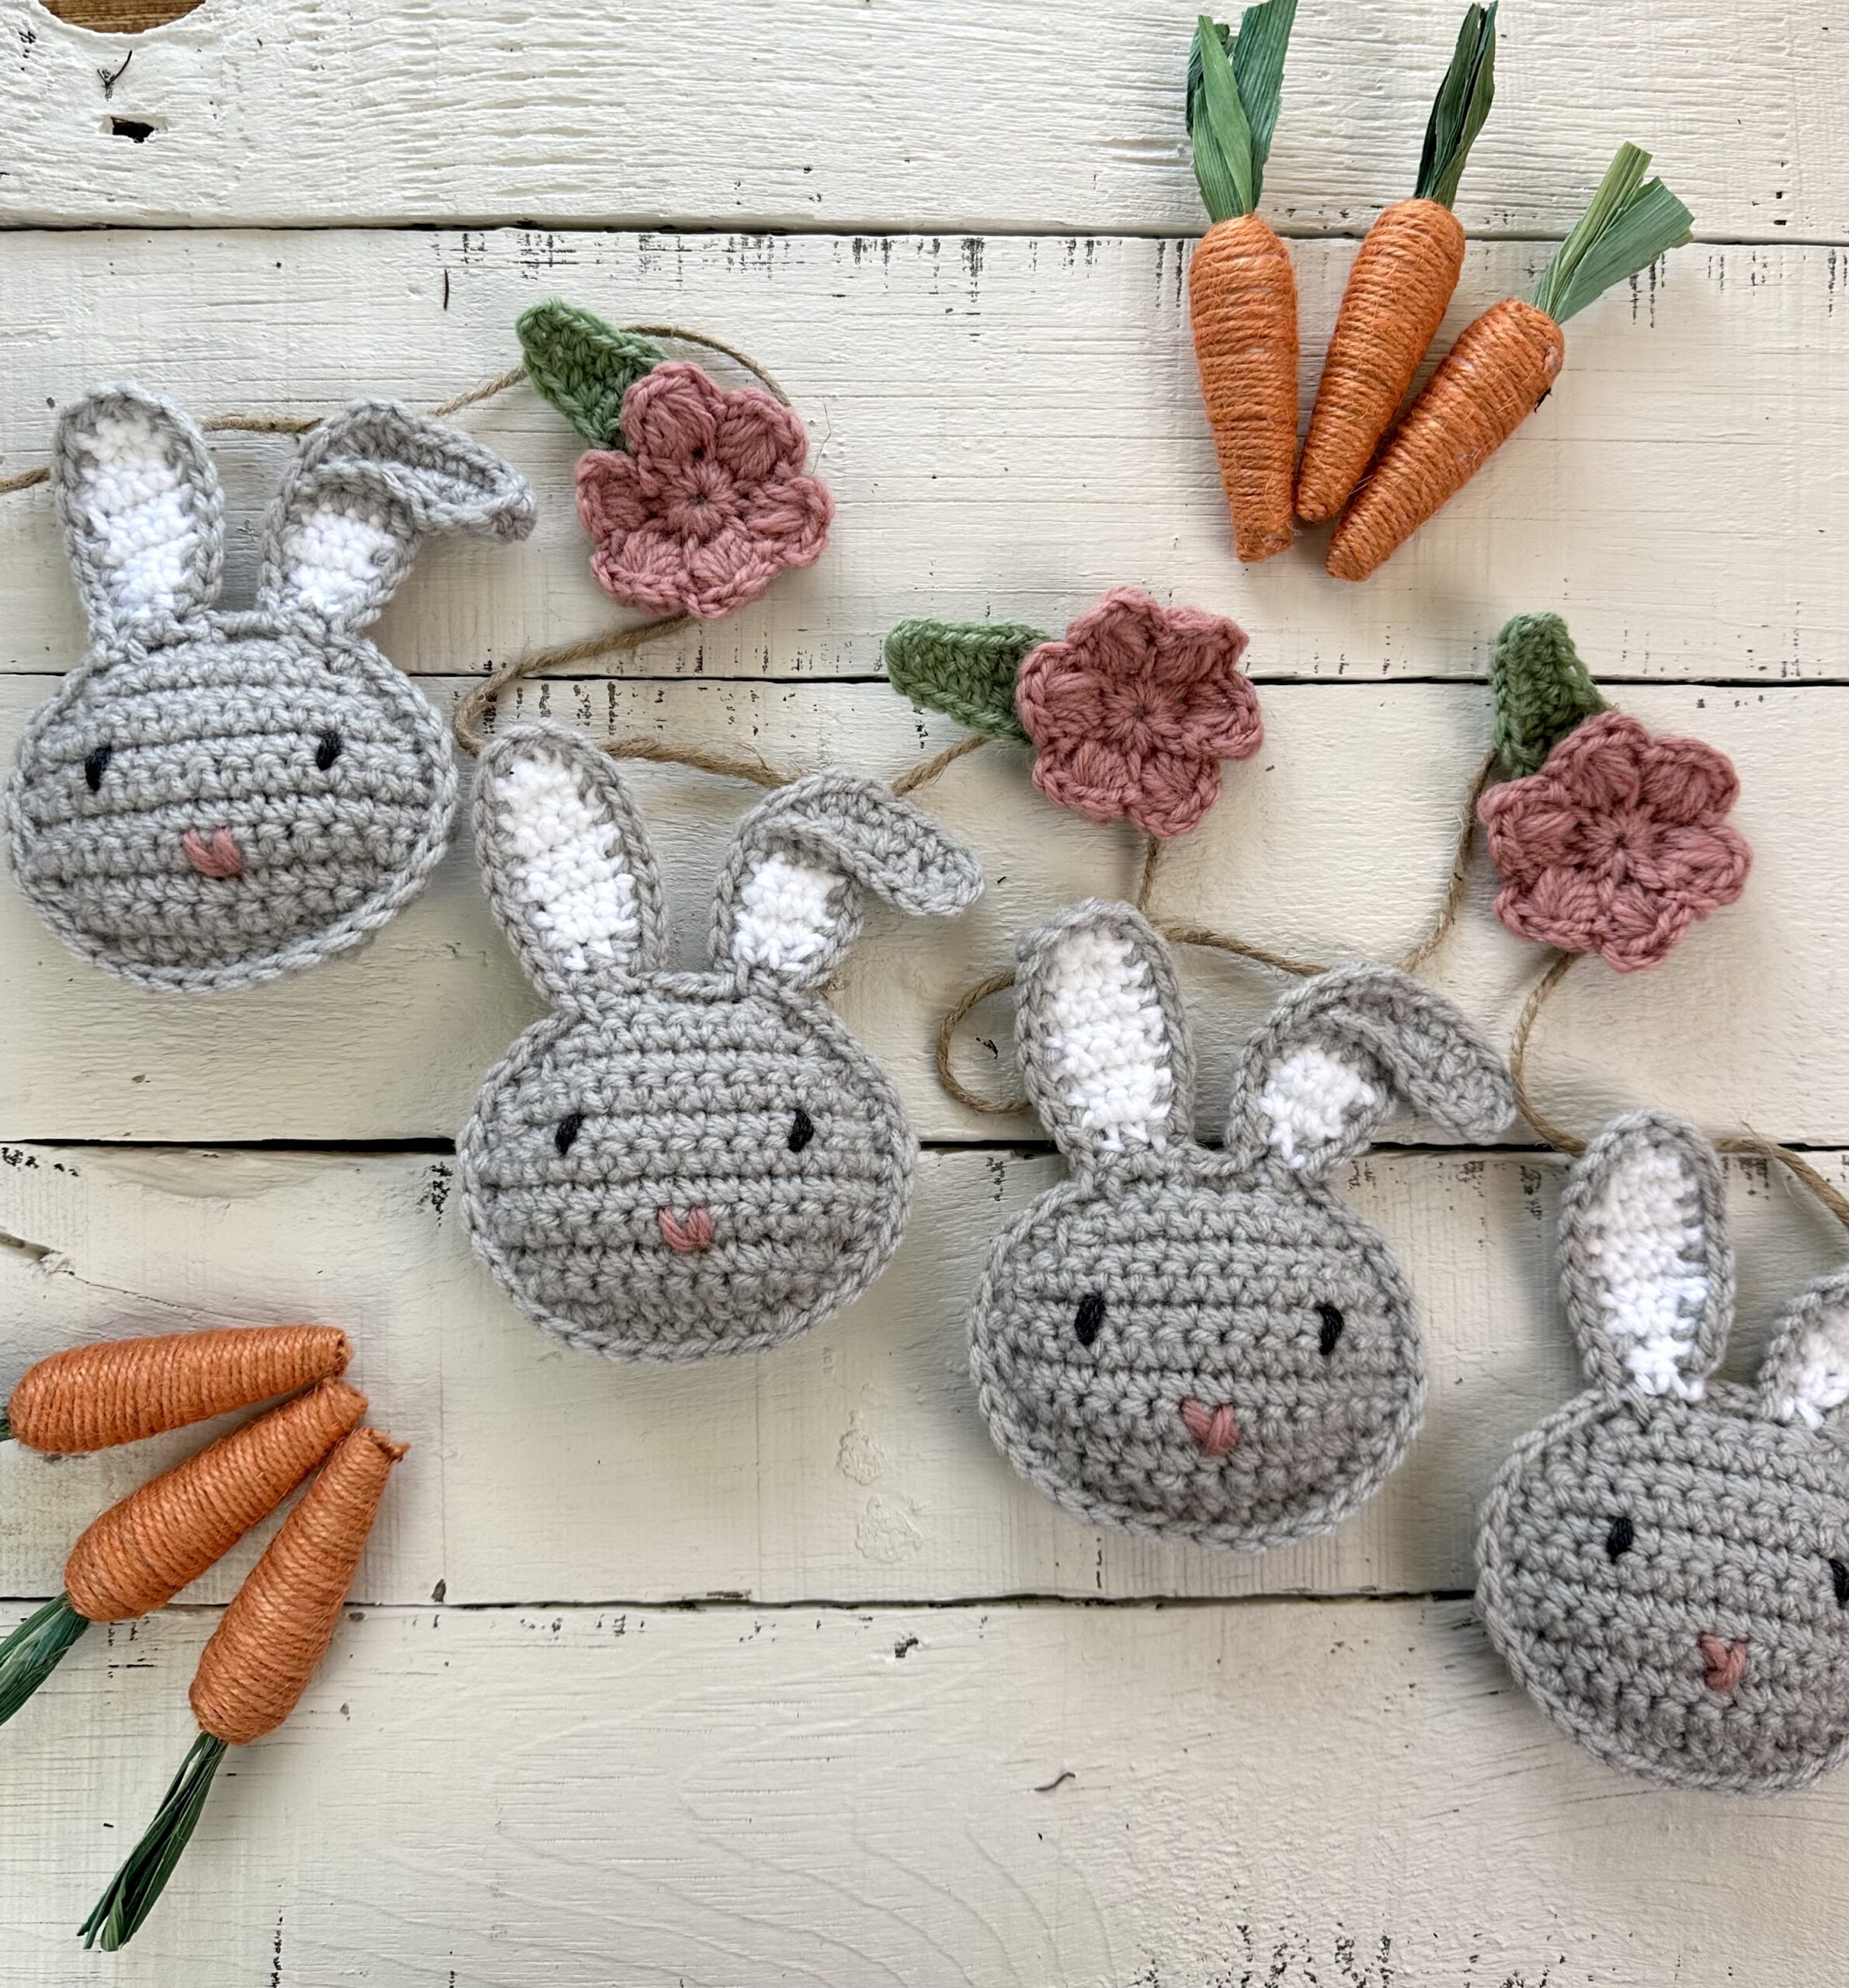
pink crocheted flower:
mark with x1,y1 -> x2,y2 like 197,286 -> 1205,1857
1477,710 -> 1751,972
575,361 -> 832,620
1014,589 -> 1263,839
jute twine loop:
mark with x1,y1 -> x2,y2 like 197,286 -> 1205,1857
7,1324 -> 350,1455
64,1379 -> 367,1625
190,1425 -> 407,1748
1511,950 -> 1849,1231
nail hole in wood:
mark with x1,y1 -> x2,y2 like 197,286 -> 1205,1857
108,115 -> 155,141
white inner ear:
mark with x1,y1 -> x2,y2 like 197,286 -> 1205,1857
1258,1044 -> 1385,1173
1771,1308 -> 1849,1429
1582,1142 -> 1714,1400
280,505 -> 396,617
1039,924 -> 1173,1152
72,410 -> 201,620
496,751 -> 639,978
729,851 -> 840,976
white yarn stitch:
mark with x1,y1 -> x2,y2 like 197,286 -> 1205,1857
498,749 -> 639,977
71,410 -> 195,618
1041,923 -> 1172,1150
1258,1045 -> 1385,1173
1774,1315 -> 1849,1429
1583,1142 -> 1712,1399
728,852 -> 839,975
280,506 -> 397,617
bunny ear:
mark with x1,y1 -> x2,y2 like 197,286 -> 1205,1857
1759,1267 -> 1849,1430
1011,902 -> 1194,1163
1558,1112 -> 1735,1402
50,384 -> 224,639
256,400 -> 535,631
1225,965 -> 1515,1178
472,722 -> 666,1003
708,773 -> 982,990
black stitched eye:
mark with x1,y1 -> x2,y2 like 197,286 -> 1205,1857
1316,1302 -> 1344,1357
1830,1558 -> 1849,1609
83,744 -> 113,792
315,730 -> 343,771
1073,1293 -> 1106,1348
788,1107 -> 815,1153
1605,1516 -> 1635,1562
554,1111 -> 585,1156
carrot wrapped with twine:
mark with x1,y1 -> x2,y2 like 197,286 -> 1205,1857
0,1380 -> 366,1730
3,1325 -> 350,1453
82,1426 -> 406,1950
1295,4 -> 1497,521
1186,2 -> 1301,562
1326,142 -> 1693,580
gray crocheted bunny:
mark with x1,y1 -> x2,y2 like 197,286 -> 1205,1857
969,902 -> 1515,1552
1479,1111 -> 1849,1792
458,721 -> 984,1360
5,383 -> 535,991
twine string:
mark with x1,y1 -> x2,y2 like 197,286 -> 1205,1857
1510,950 -> 1849,1231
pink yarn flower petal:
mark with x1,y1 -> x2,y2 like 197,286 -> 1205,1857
1065,589 -> 1167,683
1031,739 -> 1139,827
575,450 -> 651,538
713,388 -> 810,485
620,361 -> 723,466
1180,671 -> 1264,759
1547,710 -> 1649,814
1653,822 -> 1752,912
1125,749 -> 1224,839
1636,732 -> 1740,829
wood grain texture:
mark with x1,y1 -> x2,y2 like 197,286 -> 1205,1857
0,1597 -> 1840,1987
2,1142 -> 1843,1608
0,231 -> 1840,684
0,675 -> 1840,1146
0,0 -> 1842,240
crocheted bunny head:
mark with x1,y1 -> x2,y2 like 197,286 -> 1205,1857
1478,1112 -> 1849,1792
969,903 -> 1515,1551
459,722 -> 984,1361
5,385 -> 534,991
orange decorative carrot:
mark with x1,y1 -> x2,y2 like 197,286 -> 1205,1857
1327,143 -> 1694,581
1186,3 -> 1301,562
0,1379 -> 365,1730
1296,5 -> 1496,521
4,1324 -> 351,1454
82,1427 -> 405,1950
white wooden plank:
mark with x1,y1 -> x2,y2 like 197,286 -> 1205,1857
0,232 -> 1840,684
0,676 -> 1842,1145
0,1597 -> 1839,1986
0,0 -> 1841,240
3,1143 -> 1842,1607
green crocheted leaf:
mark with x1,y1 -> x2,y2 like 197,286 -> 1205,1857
516,300 -> 667,449
1490,612 -> 1610,777
884,620 -> 1045,742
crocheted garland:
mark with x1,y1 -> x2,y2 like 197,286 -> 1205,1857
886,586 -> 1263,838
967,900 -> 1514,1551
1476,613 -> 1751,972
457,721 -> 984,1361
1478,1110 -> 1849,1792
518,299 -> 833,620
4,384 -> 535,992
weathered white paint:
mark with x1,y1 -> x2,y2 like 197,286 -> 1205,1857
0,232 -> 1841,685
0,0 -> 1840,238
2,1142 -> 1842,1609
0,1598 -> 1840,1986
0,676 -> 1840,1145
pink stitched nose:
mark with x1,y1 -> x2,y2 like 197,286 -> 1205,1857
182,829 -> 244,879
656,1205 -> 714,1255
1698,1633 -> 1748,1695
1180,1398 -> 1238,1458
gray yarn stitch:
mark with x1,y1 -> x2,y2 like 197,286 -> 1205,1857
458,721 -> 984,1361
1478,1110 -> 1849,1793
969,902 -> 1516,1552
5,383 -> 534,992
